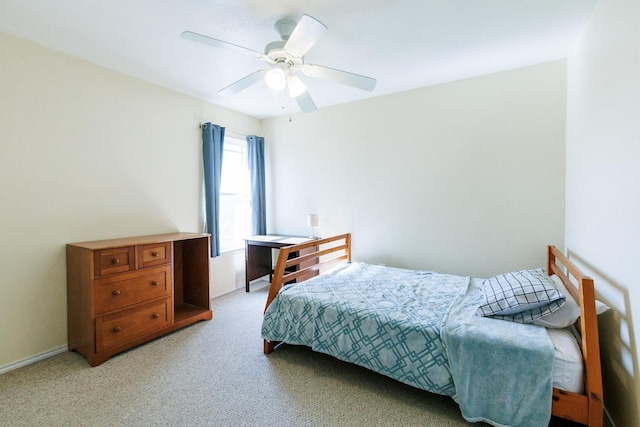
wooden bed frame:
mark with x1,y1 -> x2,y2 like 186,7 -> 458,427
263,234 -> 603,427
547,245 -> 603,427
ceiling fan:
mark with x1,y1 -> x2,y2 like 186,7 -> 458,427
181,14 -> 377,113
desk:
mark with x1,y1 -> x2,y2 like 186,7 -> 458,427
244,235 -> 315,292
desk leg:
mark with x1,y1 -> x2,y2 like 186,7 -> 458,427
245,243 -> 273,292
245,242 -> 250,292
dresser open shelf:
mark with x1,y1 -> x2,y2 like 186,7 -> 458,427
66,232 -> 212,366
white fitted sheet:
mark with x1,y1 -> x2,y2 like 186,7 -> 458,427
548,326 -> 584,394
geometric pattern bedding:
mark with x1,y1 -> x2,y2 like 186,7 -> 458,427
261,262 -> 469,396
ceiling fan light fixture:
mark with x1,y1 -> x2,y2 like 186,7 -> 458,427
265,68 -> 287,91
287,75 -> 307,98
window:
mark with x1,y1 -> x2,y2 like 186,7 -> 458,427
219,137 -> 252,252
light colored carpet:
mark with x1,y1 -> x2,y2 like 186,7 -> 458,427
0,283 -> 574,426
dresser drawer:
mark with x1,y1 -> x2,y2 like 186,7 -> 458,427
95,298 -> 172,352
138,242 -> 171,268
94,266 -> 172,315
94,246 -> 135,276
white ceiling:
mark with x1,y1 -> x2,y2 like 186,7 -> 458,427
0,0 -> 597,119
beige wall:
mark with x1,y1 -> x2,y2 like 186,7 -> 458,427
263,61 -> 567,279
0,32 -> 260,368
566,0 -> 640,425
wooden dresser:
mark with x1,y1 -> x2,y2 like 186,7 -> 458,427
66,232 -> 212,366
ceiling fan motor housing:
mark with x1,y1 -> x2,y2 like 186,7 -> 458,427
265,19 -> 304,69
264,43 -> 303,69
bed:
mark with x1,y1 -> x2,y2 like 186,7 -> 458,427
261,233 -> 603,427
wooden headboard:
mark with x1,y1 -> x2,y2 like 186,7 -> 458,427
547,245 -> 603,427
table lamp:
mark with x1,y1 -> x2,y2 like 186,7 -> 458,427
307,214 -> 319,239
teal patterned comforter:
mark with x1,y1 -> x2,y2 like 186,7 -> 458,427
261,262 -> 469,395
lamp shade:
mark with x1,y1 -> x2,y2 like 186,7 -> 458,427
265,68 -> 287,91
307,214 -> 319,227
287,75 -> 307,98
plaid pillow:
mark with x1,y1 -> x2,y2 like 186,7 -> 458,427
477,268 -> 566,323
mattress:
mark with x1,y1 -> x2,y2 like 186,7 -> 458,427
548,326 -> 585,394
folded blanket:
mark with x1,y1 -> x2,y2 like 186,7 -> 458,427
442,279 -> 555,427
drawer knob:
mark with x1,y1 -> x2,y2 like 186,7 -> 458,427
111,258 -> 120,264
152,313 -> 160,319
151,252 -> 159,257
151,281 -> 159,287
112,290 -> 121,296
113,326 -> 122,333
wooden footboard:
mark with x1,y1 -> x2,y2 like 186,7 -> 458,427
547,246 -> 603,427
263,233 -> 351,354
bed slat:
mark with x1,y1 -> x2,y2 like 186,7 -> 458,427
282,254 -> 350,284
284,243 -> 349,269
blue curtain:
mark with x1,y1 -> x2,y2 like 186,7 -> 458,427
247,135 -> 266,235
202,123 -> 225,257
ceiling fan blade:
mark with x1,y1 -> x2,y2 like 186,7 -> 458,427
295,91 -> 317,113
302,64 -> 377,92
284,15 -> 327,58
218,70 -> 267,95
181,31 -> 263,58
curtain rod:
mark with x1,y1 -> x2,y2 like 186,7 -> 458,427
198,123 -> 247,139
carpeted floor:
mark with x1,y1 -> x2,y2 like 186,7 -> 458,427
0,282 -> 579,426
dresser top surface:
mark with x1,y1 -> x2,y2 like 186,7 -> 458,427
67,232 -> 210,250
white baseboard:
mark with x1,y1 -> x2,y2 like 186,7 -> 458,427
1,283 -> 263,375
604,406 -> 616,427
0,345 -> 67,375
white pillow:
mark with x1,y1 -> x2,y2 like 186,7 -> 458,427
534,275 -> 611,328
533,275 -> 580,328
476,268 -> 565,323
596,299 -> 610,315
